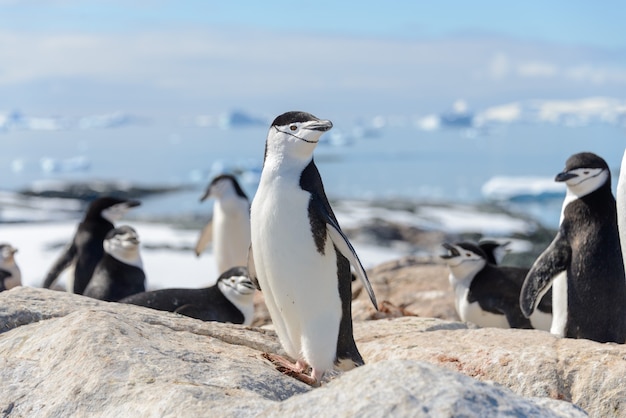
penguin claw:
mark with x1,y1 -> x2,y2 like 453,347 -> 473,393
261,352 -> 320,387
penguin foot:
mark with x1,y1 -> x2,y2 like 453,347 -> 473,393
261,352 -> 319,387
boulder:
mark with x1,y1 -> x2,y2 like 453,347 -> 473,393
0,287 -> 590,417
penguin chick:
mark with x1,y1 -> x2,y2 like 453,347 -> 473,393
119,266 -> 255,325
43,197 -> 141,294
0,243 -> 21,290
441,242 -> 552,330
83,225 -> 146,302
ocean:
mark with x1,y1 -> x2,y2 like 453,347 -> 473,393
1,116 -> 625,229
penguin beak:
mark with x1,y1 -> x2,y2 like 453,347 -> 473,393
125,200 -> 142,209
440,243 -> 459,259
199,188 -> 211,202
306,119 -> 333,132
555,171 -> 577,182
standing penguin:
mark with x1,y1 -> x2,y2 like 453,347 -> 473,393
42,197 -> 141,294
248,111 -> 378,386
441,242 -> 552,330
84,225 -> 146,301
520,152 -> 626,343
119,266 -> 255,325
617,147 -> 626,273
0,243 -> 21,291
195,174 -> 251,275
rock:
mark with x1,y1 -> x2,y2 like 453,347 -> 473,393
0,287 -> 588,417
260,360 -> 586,418
352,256 -> 459,322
355,317 -> 626,417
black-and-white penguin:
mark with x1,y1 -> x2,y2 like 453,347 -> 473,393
478,239 -> 511,265
42,197 -> 141,294
520,152 -> 626,343
83,225 -> 145,301
0,243 -> 21,291
119,266 -> 255,325
617,147 -> 626,274
195,174 -> 251,275
248,111 -> 378,386
440,242 -> 552,330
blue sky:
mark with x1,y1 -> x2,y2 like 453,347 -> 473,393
0,1 -> 625,119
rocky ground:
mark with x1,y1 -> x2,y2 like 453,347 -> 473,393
3,254 -> 626,416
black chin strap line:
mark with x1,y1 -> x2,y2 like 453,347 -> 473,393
274,126 -> 317,143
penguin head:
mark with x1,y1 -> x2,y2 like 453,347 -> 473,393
478,239 -> 511,265
103,225 -> 143,267
440,242 -> 487,280
200,174 -> 248,202
217,266 -> 256,303
0,243 -> 18,267
555,152 -> 610,197
264,111 -> 333,164
87,197 -> 141,224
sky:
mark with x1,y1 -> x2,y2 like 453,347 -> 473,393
0,1 -> 625,120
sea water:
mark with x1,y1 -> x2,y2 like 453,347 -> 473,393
1,119 -> 624,229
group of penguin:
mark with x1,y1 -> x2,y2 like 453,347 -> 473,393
441,150 -> 626,345
2,110 -> 626,387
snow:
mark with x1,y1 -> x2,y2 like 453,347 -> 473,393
482,176 -> 566,201
1,220 -> 406,292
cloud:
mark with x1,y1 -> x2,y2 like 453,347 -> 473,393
1,28 -> 625,115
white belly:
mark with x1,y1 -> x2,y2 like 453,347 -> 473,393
251,178 -> 341,370
213,204 -> 251,274
550,271 -> 568,337
455,285 -> 510,329
529,309 -> 552,332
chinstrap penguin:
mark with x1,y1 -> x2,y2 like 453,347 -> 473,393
195,174 -> 251,275
617,147 -> 626,274
119,266 -> 255,325
248,111 -> 378,386
478,240 -> 511,265
520,152 -> 626,343
441,242 -> 552,330
42,197 -> 141,294
83,225 -> 146,302
0,243 -> 21,291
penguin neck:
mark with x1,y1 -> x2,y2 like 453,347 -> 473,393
217,281 -> 254,325
104,242 -> 143,269
560,177 -> 612,224
448,259 -> 485,288
262,153 -> 313,183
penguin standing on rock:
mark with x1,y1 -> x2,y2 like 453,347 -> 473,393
520,152 -> 626,343
83,225 -> 146,302
248,111 -> 378,386
195,175 -> 251,275
42,197 -> 141,294
119,266 -> 255,325
0,243 -> 21,291
440,242 -> 552,330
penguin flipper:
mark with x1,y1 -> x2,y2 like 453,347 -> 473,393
174,304 -> 211,320
325,219 -> 378,310
194,221 -> 213,257
42,242 -> 77,288
246,245 -> 261,291
520,231 -> 571,318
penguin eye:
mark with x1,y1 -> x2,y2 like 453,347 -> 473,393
583,171 -> 589,175
289,125 -> 297,131
466,253 -> 472,257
